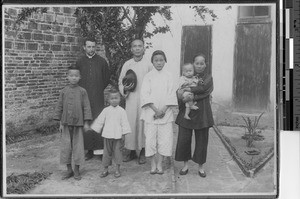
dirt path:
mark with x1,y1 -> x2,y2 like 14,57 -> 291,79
5,127 -> 275,196
6,133 -> 174,195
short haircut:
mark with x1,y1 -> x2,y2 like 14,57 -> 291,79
151,50 -> 167,63
193,53 -> 206,62
182,63 -> 194,71
83,37 -> 96,46
108,88 -> 120,97
68,64 -> 80,72
130,39 -> 144,47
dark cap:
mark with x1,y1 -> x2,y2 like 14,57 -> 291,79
122,69 -> 137,92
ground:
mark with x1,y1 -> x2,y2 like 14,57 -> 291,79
5,124 -> 277,197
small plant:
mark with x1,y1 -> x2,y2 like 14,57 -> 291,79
241,112 -> 264,148
7,172 -> 52,194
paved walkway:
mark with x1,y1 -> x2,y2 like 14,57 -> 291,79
7,125 -> 276,196
172,127 -> 276,195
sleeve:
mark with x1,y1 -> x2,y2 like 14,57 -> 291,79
140,75 -> 154,108
193,78 -> 214,101
190,76 -> 213,94
82,90 -> 93,121
121,109 -> 131,135
53,90 -> 64,121
118,62 -> 128,97
165,74 -> 178,106
101,59 -> 111,89
178,76 -> 186,89
75,58 -> 82,71
91,109 -> 106,133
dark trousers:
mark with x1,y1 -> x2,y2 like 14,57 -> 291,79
84,129 -> 104,150
175,126 -> 209,165
102,138 -> 123,167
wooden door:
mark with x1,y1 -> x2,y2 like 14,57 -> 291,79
180,26 -> 212,75
233,23 -> 272,110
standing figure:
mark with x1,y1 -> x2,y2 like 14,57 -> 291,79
175,54 -> 214,178
140,50 -> 177,174
54,65 -> 92,180
91,89 -> 131,178
118,39 -> 153,164
76,38 -> 111,160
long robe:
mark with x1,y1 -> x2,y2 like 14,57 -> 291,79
118,57 -> 153,151
76,54 -> 111,150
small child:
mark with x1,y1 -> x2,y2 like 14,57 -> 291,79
140,50 -> 177,174
91,89 -> 131,178
54,65 -> 92,181
178,63 -> 201,120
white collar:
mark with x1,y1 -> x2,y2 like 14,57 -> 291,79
86,53 -> 96,59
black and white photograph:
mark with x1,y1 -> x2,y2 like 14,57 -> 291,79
3,2 -> 279,198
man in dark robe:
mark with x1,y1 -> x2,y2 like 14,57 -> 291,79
76,38 -> 111,160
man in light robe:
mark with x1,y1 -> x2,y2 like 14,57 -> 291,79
76,38 -> 111,160
118,39 -> 153,164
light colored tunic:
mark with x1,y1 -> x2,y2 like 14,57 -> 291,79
91,105 -> 131,139
140,68 -> 178,157
140,68 -> 178,124
178,76 -> 199,88
118,57 -> 153,151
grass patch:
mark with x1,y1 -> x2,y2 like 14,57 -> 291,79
214,125 -> 274,177
6,124 -> 59,145
7,171 -> 52,194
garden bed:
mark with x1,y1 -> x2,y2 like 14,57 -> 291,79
7,172 -> 52,194
213,125 -> 274,177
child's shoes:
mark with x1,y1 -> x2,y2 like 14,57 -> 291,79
61,171 -> 74,180
100,170 -> 109,178
74,173 -> 82,181
114,171 -> 121,178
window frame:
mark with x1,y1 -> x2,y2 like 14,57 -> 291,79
238,6 -> 271,24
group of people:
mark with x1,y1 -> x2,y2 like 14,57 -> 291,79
54,37 -> 214,181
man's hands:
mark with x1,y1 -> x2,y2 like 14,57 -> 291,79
124,83 -> 134,92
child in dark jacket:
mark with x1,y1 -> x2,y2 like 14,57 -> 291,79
54,65 -> 92,180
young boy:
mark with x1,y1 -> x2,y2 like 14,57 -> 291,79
178,63 -> 200,120
91,89 -> 131,178
54,65 -> 92,180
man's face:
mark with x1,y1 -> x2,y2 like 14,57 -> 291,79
131,40 -> 144,57
83,41 -> 96,56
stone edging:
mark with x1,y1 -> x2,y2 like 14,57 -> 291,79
213,125 -> 274,177
170,156 -> 177,193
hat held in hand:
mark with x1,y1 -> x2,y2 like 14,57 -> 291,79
122,69 -> 137,92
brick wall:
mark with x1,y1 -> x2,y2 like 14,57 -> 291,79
4,7 -> 84,134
